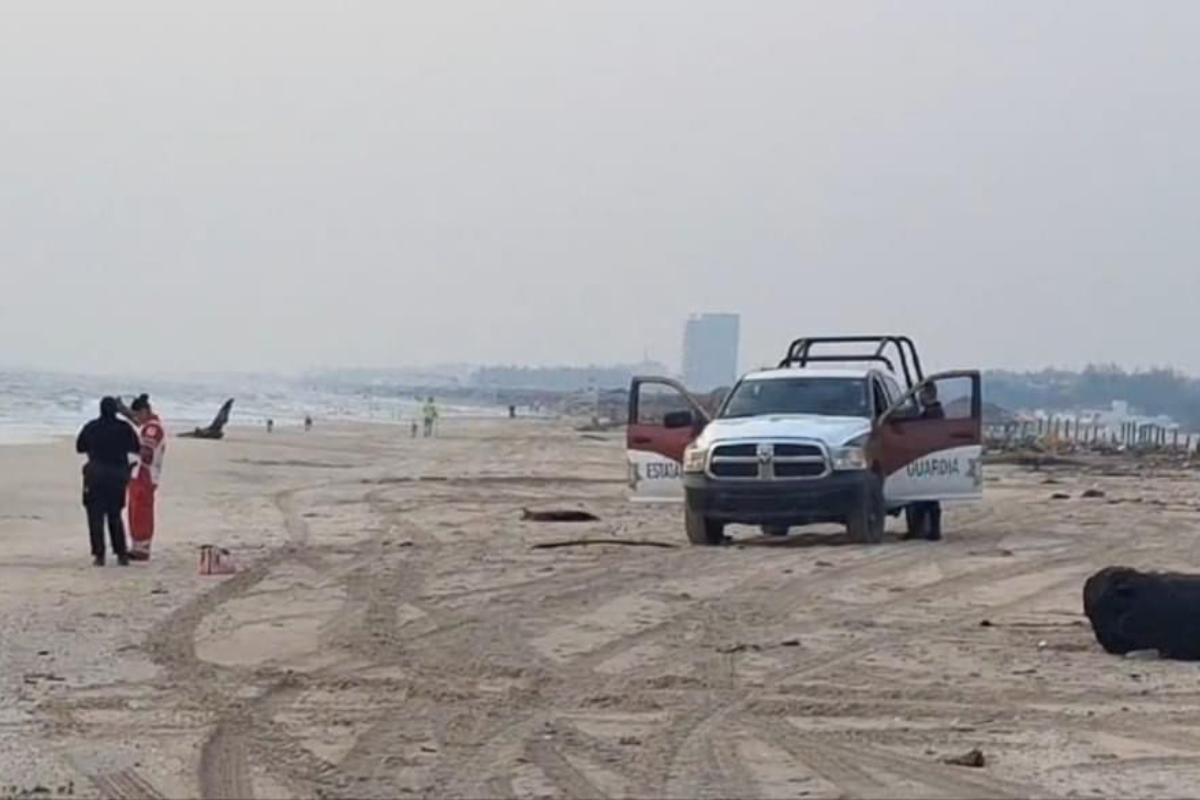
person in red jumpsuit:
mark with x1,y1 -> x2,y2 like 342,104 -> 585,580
127,394 -> 167,561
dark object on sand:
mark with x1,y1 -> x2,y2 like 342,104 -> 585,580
531,538 -> 677,550
521,508 -> 600,523
1050,492 -> 1071,500
1084,566 -> 1200,659
178,399 -> 234,440
943,749 -> 986,768
1081,488 -> 1107,499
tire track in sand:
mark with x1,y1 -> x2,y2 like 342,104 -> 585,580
653,526 -> 1148,799
145,480 -> 365,799
428,505 -> 1024,797
90,768 -> 167,800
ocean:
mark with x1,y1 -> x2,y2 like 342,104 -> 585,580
0,370 -> 495,445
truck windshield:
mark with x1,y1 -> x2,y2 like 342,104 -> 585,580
720,378 -> 869,419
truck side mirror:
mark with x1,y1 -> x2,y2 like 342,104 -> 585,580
663,410 -> 695,429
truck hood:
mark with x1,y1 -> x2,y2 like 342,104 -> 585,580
698,415 -> 872,448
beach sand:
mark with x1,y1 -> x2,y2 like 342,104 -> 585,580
4,418 -> 1200,798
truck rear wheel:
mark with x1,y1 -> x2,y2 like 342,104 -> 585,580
685,504 -> 726,546
846,473 -> 885,545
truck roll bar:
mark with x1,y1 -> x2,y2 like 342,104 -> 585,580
778,335 -> 924,389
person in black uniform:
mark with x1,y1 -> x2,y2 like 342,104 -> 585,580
76,397 -> 140,566
908,383 -> 946,541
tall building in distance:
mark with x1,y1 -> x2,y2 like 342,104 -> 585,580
682,313 -> 740,391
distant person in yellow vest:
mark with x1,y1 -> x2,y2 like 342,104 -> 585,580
423,398 -> 439,438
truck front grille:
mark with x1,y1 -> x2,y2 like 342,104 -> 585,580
708,441 -> 830,481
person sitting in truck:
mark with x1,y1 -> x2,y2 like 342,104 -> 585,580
919,382 -> 945,420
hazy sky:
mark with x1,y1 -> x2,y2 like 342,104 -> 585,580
2,1 -> 1199,376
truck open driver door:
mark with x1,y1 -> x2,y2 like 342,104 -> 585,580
871,371 -> 984,506
626,377 -> 710,501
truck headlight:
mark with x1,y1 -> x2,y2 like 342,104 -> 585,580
831,446 -> 867,471
683,445 -> 709,473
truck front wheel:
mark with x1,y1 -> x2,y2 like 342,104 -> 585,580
846,472 -> 885,545
685,504 -> 726,546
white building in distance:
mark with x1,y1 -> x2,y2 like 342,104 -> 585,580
682,313 -> 740,391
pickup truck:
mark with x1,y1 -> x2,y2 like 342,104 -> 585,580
626,336 -> 983,545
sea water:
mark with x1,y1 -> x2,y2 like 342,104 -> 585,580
0,370 -> 491,445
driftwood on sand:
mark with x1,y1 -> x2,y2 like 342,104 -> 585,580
531,539 -> 679,550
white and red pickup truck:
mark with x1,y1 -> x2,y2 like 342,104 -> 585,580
626,336 -> 983,545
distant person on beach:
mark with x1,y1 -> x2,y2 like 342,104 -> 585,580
76,397 -> 139,566
304,415 -> 313,432
266,419 -> 274,434
127,394 -> 167,561
411,421 -> 419,439
422,398 -> 439,438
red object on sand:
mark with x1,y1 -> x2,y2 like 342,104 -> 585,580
198,545 -> 235,575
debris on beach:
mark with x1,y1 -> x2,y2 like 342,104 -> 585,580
521,508 -> 600,523
1085,566 -> 1200,659
531,538 -> 677,550
22,673 -> 65,685
177,398 -> 235,440
943,748 -> 986,768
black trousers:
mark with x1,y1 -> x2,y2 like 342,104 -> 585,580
916,501 -> 942,539
83,466 -> 129,559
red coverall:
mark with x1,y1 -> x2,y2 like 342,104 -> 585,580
129,414 -> 166,558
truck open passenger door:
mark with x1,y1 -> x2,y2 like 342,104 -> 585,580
872,371 -> 983,505
627,377 -> 710,501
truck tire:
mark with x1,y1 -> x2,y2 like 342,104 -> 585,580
846,472 -> 885,545
685,504 -> 726,546
761,524 -> 790,537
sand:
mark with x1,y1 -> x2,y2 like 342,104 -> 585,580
4,418 -> 1200,798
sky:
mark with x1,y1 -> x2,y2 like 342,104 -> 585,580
2,1 -> 1199,377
